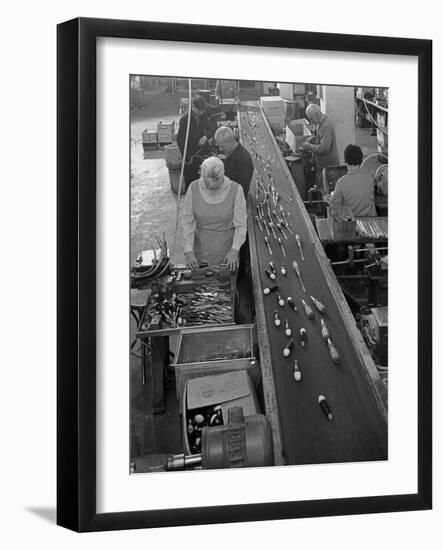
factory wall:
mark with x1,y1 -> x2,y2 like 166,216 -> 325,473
320,85 -> 356,163
279,82 -> 294,100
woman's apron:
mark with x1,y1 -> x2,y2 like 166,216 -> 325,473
192,179 -> 237,264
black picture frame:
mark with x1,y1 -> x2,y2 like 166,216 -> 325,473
57,17 -> 432,532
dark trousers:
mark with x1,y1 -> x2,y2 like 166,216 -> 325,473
238,240 -> 249,277
184,158 -> 201,190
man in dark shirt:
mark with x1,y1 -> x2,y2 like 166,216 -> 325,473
177,95 -> 214,188
214,126 -> 254,197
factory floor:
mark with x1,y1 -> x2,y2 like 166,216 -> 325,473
130,91 -> 187,460
129,89 -> 380,463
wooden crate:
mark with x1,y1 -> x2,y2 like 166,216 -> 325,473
157,121 -> 175,143
157,120 -> 175,131
327,205 -> 356,240
141,130 -> 158,143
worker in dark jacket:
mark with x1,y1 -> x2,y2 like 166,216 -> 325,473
301,103 -> 339,185
214,126 -> 254,197
177,95 -> 214,188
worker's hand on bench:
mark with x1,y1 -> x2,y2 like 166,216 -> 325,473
184,251 -> 199,270
198,135 -> 208,147
223,248 -> 239,272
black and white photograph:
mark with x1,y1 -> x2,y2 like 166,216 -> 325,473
1,0 -> 438,543
129,77 -> 389,473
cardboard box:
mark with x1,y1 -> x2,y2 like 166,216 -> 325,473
182,370 -> 260,454
260,96 -> 285,117
285,118 -> 311,152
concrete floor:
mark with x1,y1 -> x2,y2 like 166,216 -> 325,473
130,91 -> 189,266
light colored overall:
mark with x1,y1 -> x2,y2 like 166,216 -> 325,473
192,180 -> 237,264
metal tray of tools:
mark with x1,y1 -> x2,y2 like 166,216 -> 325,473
173,324 -> 259,404
135,271 -> 237,339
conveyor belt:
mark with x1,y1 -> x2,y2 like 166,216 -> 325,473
240,103 -> 387,465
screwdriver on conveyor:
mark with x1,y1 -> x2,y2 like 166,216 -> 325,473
287,297 -> 298,312
269,222 -> 278,240
299,327 -> 307,347
295,234 -> 304,261
276,221 -> 288,240
301,299 -> 315,320
327,338 -> 341,364
311,295 -> 327,315
293,359 -> 302,382
281,218 -> 293,235
292,261 -> 306,292
320,318 -> 330,341
277,237 -> 286,257
318,395 -> 333,420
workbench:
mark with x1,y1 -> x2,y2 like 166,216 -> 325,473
240,102 -> 387,467
316,216 -> 388,244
